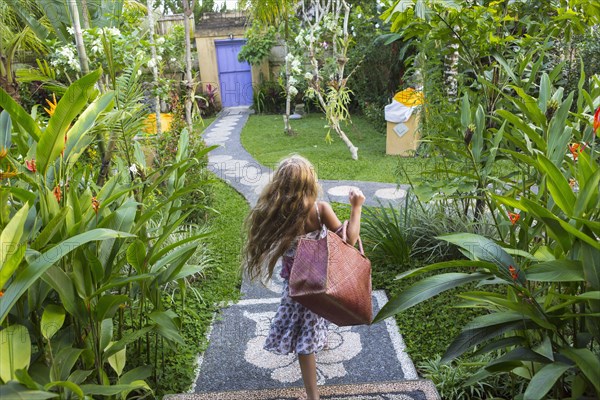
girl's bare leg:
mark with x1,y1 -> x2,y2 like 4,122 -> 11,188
298,353 -> 320,400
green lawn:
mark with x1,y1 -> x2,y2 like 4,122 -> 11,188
241,113 -> 431,183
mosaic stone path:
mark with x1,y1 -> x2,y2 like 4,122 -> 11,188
169,107 -> 439,400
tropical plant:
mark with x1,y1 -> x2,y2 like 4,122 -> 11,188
375,67 -> 600,398
0,69 -> 216,397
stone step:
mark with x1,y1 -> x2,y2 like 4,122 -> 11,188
167,380 -> 440,400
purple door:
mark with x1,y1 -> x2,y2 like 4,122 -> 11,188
215,39 -> 253,107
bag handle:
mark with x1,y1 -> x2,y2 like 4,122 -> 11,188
341,220 -> 365,256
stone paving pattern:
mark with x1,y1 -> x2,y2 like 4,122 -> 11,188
170,107 -> 439,400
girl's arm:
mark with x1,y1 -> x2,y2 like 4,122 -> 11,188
320,188 -> 365,246
346,189 -> 365,246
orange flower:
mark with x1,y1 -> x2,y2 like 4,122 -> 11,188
569,178 -> 577,189
508,211 -> 520,225
508,265 -> 518,281
568,143 -> 587,162
0,290 -> 4,297
44,93 -> 58,117
0,166 -> 18,179
0,147 -> 7,159
25,159 -> 36,172
594,106 -> 600,136
53,185 -> 62,202
92,197 -> 100,214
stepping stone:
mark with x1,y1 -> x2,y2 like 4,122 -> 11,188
374,188 -> 407,200
327,185 -> 362,197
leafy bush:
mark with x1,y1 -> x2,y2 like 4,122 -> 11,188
0,69 -> 215,398
253,80 -> 286,114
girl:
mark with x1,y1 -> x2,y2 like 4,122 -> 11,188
244,155 -> 365,400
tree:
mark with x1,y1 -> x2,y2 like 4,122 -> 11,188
297,0 -> 361,159
182,0 -> 196,132
67,0 -> 90,75
147,0 -> 162,137
0,0 -> 47,102
240,0 -> 296,135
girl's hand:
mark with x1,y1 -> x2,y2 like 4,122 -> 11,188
349,189 -> 365,207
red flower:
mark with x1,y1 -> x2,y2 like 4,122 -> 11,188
508,265 -> 518,281
53,185 -> 62,203
508,211 -> 520,225
25,159 -> 36,173
594,106 -> 600,136
0,290 -> 4,297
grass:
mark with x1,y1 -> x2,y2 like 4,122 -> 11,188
240,113 -> 432,183
159,178 -> 247,396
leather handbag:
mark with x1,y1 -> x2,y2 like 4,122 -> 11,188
289,221 -> 373,326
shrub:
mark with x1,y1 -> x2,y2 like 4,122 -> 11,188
253,80 -> 286,114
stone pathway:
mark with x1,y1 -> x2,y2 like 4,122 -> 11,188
168,107 -> 439,400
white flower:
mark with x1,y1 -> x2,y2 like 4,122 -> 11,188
129,164 -> 138,174
375,23 -> 380,29
289,86 -> 298,97
170,57 -> 177,62
288,76 -> 297,86
109,27 -> 120,36
147,59 -> 157,69
357,13 -> 362,19
304,72 -> 313,80
156,36 -> 165,45
137,70 -> 142,76
67,27 -> 74,35
285,53 -> 295,62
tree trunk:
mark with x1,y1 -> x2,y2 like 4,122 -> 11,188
147,0 -> 162,137
283,42 -> 292,135
183,0 -> 195,132
80,0 -> 91,29
68,0 -> 89,75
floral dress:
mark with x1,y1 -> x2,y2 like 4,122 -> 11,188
263,203 -> 330,355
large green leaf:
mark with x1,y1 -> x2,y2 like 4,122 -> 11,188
52,347 -> 84,382
80,382 -> 151,396
126,239 -> 147,273
41,304 -> 65,341
63,91 -> 115,170
560,347 -> 600,394
0,110 -> 13,150
524,363 -> 572,400
37,69 -> 102,175
442,317 -> 531,363
0,229 -> 135,324
95,294 -> 128,321
148,310 -> 184,345
573,168 -> 600,219
43,381 -> 83,399
30,207 -> 68,251
374,272 -> 492,323
537,154 -> 576,215
547,92 -> 574,166
526,260 -> 585,282
0,325 -> 31,382
580,242 -> 600,342
0,87 -> 42,141
106,342 -> 126,377
438,233 -> 525,285
42,265 -> 82,319
0,382 -> 57,400
0,203 -> 29,272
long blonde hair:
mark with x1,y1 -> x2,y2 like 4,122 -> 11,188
244,155 -> 320,281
